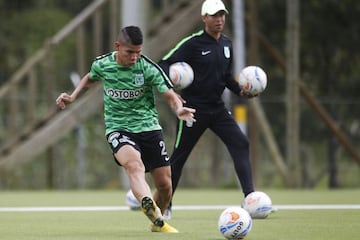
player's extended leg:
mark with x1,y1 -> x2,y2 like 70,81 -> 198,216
211,109 -> 255,196
115,145 -> 153,205
115,146 -> 177,233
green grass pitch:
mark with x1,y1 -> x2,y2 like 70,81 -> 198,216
0,189 -> 359,240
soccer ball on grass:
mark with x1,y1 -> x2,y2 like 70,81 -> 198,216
218,206 -> 252,239
241,191 -> 273,219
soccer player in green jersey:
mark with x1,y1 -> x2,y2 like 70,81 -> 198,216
56,26 -> 195,233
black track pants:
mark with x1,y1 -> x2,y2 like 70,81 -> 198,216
170,107 -> 254,197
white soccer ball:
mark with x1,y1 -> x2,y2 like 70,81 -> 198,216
242,191 -> 272,219
125,189 -> 140,210
238,66 -> 267,95
218,207 -> 252,239
169,62 -> 194,90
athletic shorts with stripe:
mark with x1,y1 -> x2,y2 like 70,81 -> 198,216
106,130 -> 170,172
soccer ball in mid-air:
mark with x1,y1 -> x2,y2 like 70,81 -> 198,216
238,66 -> 267,95
242,191 -> 273,219
125,189 -> 140,210
169,62 -> 194,90
218,207 -> 252,239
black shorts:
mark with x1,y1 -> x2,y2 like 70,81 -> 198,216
106,130 -> 170,172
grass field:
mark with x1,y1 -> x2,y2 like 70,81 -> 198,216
0,189 -> 359,240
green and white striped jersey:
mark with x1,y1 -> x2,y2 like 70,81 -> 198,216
89,51 -> 173,134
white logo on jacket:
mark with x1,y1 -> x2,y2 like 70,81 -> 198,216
201,50 -> 211,56
224,46 -> 230,58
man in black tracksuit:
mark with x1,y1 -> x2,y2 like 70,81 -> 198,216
158,0 -> 255,217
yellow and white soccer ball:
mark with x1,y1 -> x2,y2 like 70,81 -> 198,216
218,206 -> 253,239
238,66 -> 267,95
169,62 -> 194,90
242,191 -> 273,219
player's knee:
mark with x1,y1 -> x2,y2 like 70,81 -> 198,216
156,178 -> 172,193
124,159 -> 145,174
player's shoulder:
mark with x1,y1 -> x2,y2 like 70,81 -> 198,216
138,55 -> 164,74
176,30 -> 205,47
139,54 -> 158,68
93,52 -> 114,63
187,29 -> 206,42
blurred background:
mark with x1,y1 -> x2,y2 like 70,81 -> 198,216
0,0 -> 359,190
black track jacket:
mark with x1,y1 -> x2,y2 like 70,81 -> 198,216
158,29 -> 241,112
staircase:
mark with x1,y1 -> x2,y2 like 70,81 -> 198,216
0,0 -> 203,170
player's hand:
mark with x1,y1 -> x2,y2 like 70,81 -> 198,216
240,90 -> 258,99
176,107 -> 196,124
56,92 -> 75,109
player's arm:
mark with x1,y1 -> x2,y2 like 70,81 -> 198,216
56,72 -> 97,109
163,88 -> 196,122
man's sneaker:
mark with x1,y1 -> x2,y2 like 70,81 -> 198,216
163,207 -> 172,220
151,222 -> 179,233
141,196 -> 163,227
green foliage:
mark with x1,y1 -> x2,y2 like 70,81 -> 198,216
256,0 -> 360,182
300,0 -> 360,145
0,7 -> 72,84
300,0 -> 360,104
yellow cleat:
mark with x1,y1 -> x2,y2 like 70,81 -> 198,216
141,196 -> 163,226
151,222 -> 179,233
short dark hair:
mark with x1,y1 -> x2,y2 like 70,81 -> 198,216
118,26 -> 143,45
